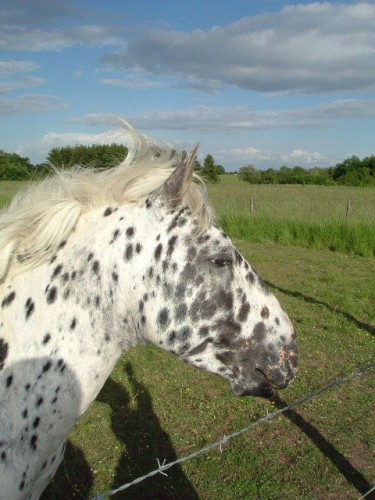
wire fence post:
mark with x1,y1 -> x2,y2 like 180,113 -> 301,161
346,200 -> 352,222
250,196 -> 254,216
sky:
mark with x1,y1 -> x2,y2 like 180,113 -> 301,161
1,0 -> 375,171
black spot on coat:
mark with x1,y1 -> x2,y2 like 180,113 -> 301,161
175,303 -> 187,323
30,435 -> 37,451
261,306 -> 270,319
124,244 -> 133,261
42,361 -> 52,373
92,261 -> 100,276
237,302 -> 250,322
46,287 -> 57,304
0,338 -> 9,370
1,291 -> 16,308
25,298 -> 35,319
51,264 -> 63,279
110,229 -> 120,244
158,308 -> 170,328
167,235 -> 178,256
253,322 -> 266,341
154,243 -> 163,261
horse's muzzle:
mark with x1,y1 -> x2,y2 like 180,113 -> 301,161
231,340 -> 298,399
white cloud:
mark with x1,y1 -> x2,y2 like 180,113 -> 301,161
0,94 -> 66,117
0,25 -> 124,52
0,60 -> 39,77
0,76 -> 45,95
100,78 -> 165,90
0,0 -> 87,26
69,113 -> 128,128
280,149 -> 324,164
218,146 -> 326,169
103,3 -> 375,94
72,99 -> 374,133
41,130 -> 125,147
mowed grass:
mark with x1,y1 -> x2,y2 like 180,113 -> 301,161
0,180 -> 374,498
208,177 -> 375,256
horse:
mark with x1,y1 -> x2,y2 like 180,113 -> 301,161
0,124 -> 298,499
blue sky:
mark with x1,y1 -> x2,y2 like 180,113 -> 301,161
1,0 -> 375,171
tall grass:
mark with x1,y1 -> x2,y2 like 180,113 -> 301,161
208,179 -> 375,256
0,180 -> 30,208
220,213 -> 375,256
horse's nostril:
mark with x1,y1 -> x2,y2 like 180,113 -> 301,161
255,363 -> 294,390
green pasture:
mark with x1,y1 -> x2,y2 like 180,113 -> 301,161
0,180 -> 30,207
207,177 -> 375,257
1,180 -> 374,499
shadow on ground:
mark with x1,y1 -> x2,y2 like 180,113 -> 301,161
42,362 -> 198,500
265,279 -> 375,337
273,395 -> 373,496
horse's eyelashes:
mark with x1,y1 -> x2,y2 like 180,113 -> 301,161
210,257 -> 233,267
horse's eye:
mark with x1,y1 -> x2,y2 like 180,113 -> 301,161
211,257 -> 232,267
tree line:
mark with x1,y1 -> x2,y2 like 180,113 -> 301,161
0,144 -> 374,186
238,155 -> 375,186
0,144 -> 128,180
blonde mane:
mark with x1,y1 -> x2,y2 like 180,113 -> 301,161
0,123 -> 212,282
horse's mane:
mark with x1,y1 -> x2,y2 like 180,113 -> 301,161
0,122 -> 212,282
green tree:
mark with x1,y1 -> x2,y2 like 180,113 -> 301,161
333,155 -> 373,186
47,144 -> 127,169
239,165 -> 261,184
0,151 -> 33,180
194,158 -> 202,172
201,154 -> 219,182
261,168 -> 277,184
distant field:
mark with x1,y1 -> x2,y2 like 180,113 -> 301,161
0,180 -> 30,208
210,175 -> 374,224
207,176 -> 375,256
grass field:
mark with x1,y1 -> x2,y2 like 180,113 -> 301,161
0,180 -> 30,207
207,176 -> 375,257
1,180 -> 374,499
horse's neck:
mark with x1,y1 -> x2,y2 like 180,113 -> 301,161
6,206 -> 146,414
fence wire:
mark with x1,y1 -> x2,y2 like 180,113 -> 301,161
92,362 -> 375,499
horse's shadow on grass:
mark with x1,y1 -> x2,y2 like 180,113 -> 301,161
266,278 -> 373,494
41,440 -> 93,499
265,280 -> 375,337
273,395 -> 373,495
95,363 -> 198,499
43,362 -> 198,499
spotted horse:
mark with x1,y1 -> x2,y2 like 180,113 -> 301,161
0,124 -> 297,499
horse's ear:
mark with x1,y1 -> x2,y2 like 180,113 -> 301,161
157,144 -> 199,208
